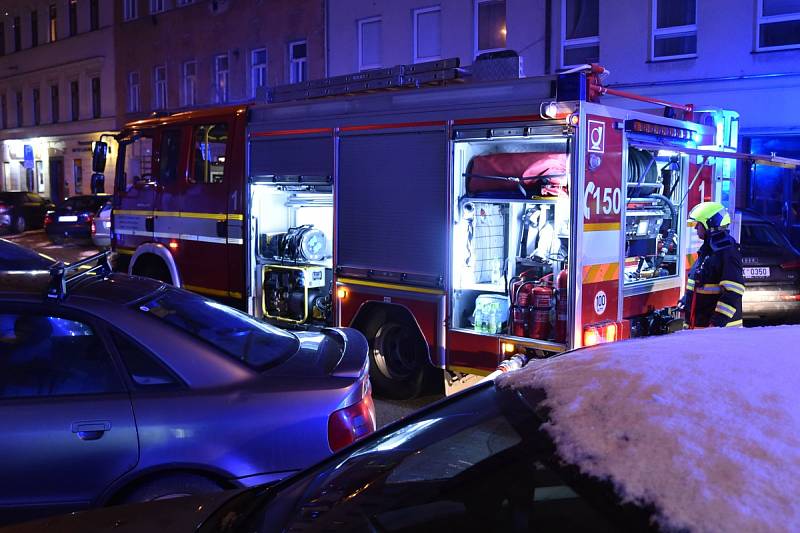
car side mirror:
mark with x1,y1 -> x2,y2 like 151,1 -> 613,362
92,141 -> 108,173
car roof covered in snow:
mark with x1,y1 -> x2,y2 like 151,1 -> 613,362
497,325 -> 800,533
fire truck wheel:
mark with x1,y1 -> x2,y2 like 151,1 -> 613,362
367,321 -> 428,400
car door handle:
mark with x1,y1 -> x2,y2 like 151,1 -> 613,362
71,420 -> 112,441
217,219 -> 227,238
145,216 -> 154,232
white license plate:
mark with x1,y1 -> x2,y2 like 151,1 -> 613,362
58,215 -> 78,222
743,267 -> 770,278
102,221 -> 111,229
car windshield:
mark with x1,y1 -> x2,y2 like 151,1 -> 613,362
135,288 -> 299,370
203,384 -> 622,533
62,196 -> 107,212
0,240 -> 56,270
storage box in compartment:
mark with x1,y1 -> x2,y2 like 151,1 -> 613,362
453,289 -> 510,335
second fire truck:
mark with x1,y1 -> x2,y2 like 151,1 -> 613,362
96,58 -> 797,398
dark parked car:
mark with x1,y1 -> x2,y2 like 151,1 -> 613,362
739,210 -> 800,322
0,239 -> 56,271
7,325 -> 797,532
0,192 -> 54,234
0,255 -> 374,527
44,194 -> 111,244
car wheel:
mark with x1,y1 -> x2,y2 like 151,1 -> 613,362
121,473 -> 223,503
12,216 -> 26,234
366,320 -> 429,400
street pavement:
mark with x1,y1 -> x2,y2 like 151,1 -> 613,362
2,229 -> 443,427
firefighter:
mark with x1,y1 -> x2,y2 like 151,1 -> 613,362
683,202 -> 745,328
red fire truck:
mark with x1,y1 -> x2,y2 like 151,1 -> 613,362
95,59 -> 797,398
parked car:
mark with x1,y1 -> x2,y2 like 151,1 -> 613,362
7,325 -> 798,533
739,210 -> 800,323
0,239 -> 56,271
0,192 -> 54,234
44,194 -> 111,245
91,202 -> 113,248
0,255 -> 374,527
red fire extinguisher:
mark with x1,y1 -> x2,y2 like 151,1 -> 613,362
510,280 -> 533,337
554,269 -> 568,343
529,284 -> 553,340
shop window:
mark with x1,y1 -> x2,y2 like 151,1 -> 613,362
358,17 -> 382,71
757,0 -> 800,50
414,6 -> 441,62
561,0 -> 599,67
476,0 -> 506,53
191,123 -> 228,184
651,0 -> 697,60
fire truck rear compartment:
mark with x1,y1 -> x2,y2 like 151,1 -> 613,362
250,180 -> 334,328
450,135 -> 571,349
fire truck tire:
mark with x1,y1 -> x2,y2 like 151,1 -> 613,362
365,321 -> 429,400
133,256 -> 173,285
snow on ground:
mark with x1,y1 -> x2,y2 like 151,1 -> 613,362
497,325 -> 800,533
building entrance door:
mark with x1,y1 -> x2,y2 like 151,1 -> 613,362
49,157 -> 65,203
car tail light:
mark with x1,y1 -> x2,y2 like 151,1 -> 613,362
44,213 -> 54,226
0,202 -> 7,214
327,386 -> 376,452
91,220 -> 97,235
583,322 -> 619,347
781,261 -> 800,270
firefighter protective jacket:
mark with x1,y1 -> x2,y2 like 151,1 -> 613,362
685,231 -> 745,328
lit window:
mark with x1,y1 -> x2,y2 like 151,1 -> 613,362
154,65 -> 167,110
48,4 -> 57,42
215,54 -> 229,103
124,0 -> 138,21
561,0 -> 599,67
414,6 -> 441,62
128,71 -> 140,112
183,61 -> 197,107
651,0 -> 697,60
757,0 -> 800,51
289,40 -> 307,83
475,0 -> 506,54
251,48 -> 267,98
150,0 -> 165,14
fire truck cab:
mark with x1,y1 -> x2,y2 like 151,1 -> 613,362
102,59 -> 791,399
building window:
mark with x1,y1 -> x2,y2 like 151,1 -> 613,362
251,48 -> 267,98
561,0 -> 599,67
124,0 -> 138,21
215,54 -> 229,103
182,60 -> 197,106
32,89 -> 40,125
289,40 -> 307,83
177,0 -> 195,5
30,10 -> 38,48
0,23 -> 5,56
154,65 -> 167,109
73,159 -> 83,193
1,94 -> 6,129
49,4 -> 57,42
50,84 -> 59,123
91,77 -> 101,118
13,16 -> 21,52
150,0 -> 165,15
475,0 -> 506,54
757,0 -> 800,50
90,0 -> 99,31
69,0 -> 78,37
358,17 -> 382,71
70,80 -> 79,121
128,71 -> 140,112
651,0 -> 697,60
414,6 -> 441,62
16,91 -> 23,127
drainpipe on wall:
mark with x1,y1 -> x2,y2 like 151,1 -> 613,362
544,0 -> 552,74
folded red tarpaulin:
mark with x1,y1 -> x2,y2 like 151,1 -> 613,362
465,152 -> 568,198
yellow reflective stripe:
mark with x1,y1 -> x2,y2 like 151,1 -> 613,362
720,280 -> 745,295
715,301 -> 736,318
115,209 -> 152,216
114,209 -> 242,220
183,283 -> 243,299
725,319 -> 743,327
696,286 -> 721,295
687,279 -> 696,289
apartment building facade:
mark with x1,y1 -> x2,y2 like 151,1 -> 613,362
0,0 -> 117,200
327,0 -> 800,242
115,0 -> 325,124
